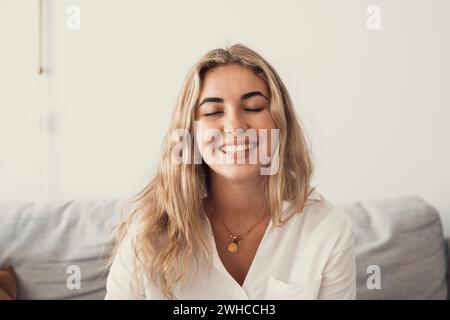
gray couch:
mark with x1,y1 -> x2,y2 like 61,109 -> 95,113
0,195 -> 448,299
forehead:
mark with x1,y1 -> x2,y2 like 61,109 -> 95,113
199,64 -> 268,98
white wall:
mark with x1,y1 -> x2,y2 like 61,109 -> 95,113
1,0 -> 449,235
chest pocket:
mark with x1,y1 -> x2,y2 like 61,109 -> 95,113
264,275 -> 322,300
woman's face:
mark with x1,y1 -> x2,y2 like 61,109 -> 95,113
194,64 -> 277,181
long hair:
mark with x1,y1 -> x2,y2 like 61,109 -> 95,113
106,44 -> 316,299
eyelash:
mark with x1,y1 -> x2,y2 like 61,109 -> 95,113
204,108 -> 264,117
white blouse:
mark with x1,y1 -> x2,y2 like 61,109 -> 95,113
105,189 -> 356,300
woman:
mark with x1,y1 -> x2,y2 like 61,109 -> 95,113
105,44 -> 356,300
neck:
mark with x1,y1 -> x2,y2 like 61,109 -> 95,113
207,172 -> 268,226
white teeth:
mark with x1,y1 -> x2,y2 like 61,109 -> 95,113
222,143 -> 256,154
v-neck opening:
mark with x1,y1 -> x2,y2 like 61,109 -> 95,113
204,213 -> 274,295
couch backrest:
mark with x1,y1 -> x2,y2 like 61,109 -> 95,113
0,195 -> 448,299
343,195 -> 448,299
0,199 -> 126,299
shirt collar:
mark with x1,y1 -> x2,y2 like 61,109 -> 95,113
307,188 -> 321,201
282,187 -> 321,215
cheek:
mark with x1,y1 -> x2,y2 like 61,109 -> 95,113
265,112 -> 277,129
194,121 -> 220,159
197,122 -> 215,142
257,114 -> 278,155
252,110 -> 277,130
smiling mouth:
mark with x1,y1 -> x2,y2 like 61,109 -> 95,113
218,142 -> 257,155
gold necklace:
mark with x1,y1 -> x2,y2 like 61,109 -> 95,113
212,207 -> 268,254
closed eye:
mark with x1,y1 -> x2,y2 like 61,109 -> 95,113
244,108 -> 264,112
204,108 -> 264,116
204,111 -> 223,117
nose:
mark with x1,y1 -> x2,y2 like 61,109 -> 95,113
223,108 -> 249,142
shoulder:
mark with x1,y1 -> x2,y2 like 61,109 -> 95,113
307,194 -> 354,255
286,189 -> 352,228
283,190 -> 354,251
305,194 -> 352,232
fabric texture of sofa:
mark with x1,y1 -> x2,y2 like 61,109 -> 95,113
0,195 -> 448,299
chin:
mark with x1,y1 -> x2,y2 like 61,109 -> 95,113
211,164 -> 262,181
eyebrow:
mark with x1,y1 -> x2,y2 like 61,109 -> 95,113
198,91 -> 268,107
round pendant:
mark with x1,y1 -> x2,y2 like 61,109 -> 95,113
227,242 -> 239,253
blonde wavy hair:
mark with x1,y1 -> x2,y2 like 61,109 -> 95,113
106,44 -> 316,299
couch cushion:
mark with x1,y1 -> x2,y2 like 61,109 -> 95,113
342,195 -> 448,299
0,199 -> 126,299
